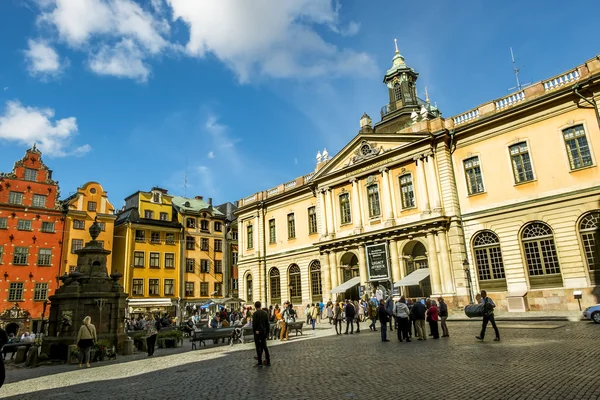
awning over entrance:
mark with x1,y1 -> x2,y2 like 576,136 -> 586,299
330,276 -> 361,294
393,268 -> 430,287
127,298 -> 174,308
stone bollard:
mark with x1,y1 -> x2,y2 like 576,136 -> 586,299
122,339 -> 134,356
14,346 -> 28,364
25,346 -> 38,367
67,344 -> 79,364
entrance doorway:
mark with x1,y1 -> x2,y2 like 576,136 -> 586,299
402,241 -> 431,298
5,322 -> 19,337
339,252 -> 360,300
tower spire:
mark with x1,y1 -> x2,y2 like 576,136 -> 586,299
394,38 -> 399,54
425,86 -> 430,103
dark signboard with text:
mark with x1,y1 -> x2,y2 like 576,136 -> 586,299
366,243 -> 389,281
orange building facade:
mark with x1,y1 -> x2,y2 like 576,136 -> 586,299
0,146 -> 64,332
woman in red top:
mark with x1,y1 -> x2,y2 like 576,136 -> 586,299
427,300 -> 440,339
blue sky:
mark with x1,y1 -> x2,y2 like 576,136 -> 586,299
1,0 -> 599,209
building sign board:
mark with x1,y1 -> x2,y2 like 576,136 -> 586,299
365,243 -> 390,281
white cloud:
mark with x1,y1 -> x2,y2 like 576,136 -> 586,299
207,151 -> 215,159
195,165 -> 217,197
24,39 -> 65,77
0,100 -> 90,157
88,38 -> 150,82
204,114 -> 243,172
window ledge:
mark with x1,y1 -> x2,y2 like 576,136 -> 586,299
340,222 -> 353,227
134,266 -> 145,268
149,266 -> 160,269
13,264 -> 29,266
568,164 -> 595,173
467,191 -> 487,198
513,179 -> 537,187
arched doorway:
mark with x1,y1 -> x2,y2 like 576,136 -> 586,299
339,252 -> 360,300
309,260 -> 323,303
402,241 -> 431,298
5,322 -> 19,337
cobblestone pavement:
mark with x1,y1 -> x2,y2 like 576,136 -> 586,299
1,320 -> 599,400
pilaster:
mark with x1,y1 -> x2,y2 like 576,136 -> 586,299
426,231 -> 442,295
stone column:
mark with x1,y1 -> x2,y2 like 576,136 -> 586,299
320,253 -> 332,302
388,168 -> 400,215
426,231 -> 442,295
358,245 -> 367,286
325,189 -> 335,237
319,190 -> 328,236
329,189 -> 338,234
437,229 -> 455,294
350,178 -> 363,231
329,251 -> 338,290
380,168 -> 395,223
415,157 -> 430,211
253,215 -> 259,250
389,238 -> 400,284
425,154 -> 441,209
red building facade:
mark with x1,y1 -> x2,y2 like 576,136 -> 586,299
0,146 -> 64,331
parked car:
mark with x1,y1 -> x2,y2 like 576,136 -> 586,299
583,304 -> 600,323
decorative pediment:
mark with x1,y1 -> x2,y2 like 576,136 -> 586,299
0,303 -> 31,320
348,140 -> 382,166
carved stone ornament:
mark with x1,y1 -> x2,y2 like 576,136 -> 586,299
349,140 -> 381,165
0,303 -> 31,320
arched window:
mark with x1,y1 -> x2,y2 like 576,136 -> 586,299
521,222 -> 562,288
393,82 -> 402,101
288,264 -> 302,301
246,274 -> 253,302
186,218 -> 196,228
310,261 -> 322,300
579,211 -> 600,284
473,231 -> 507,291
269,268 -> 281,301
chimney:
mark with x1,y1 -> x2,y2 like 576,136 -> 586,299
234,200 -> 239,208
208,198 -> 213,206
195,196 -> 203,201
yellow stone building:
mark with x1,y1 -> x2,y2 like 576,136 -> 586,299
236,50 -> 600,312
113,188 -> 182,316
61,182 -> 116,274
172,196 -> 226,312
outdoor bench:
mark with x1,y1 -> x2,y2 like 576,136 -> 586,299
190,328 -> 234,349
286,321 -> 304,336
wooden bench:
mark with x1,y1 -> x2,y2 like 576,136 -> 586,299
286,321 -> 304,336
190,328 -> 234,349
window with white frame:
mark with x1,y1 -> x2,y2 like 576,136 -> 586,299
33,194 -> 47,208
13,247 -> 29,265
24,168 -> 38,181
73,219 -> 85,230
34,283 -> 48,301
509,142 -> 534,183
0,218 -> 7,229
579,211 -> 600,272
164,279 -> 174,296
133,251 -> 145,267
41,222 -> 55,233
200,259 -> 210,273
132,279 -> 144,295
72,239 -> 83,253
214,239 -> 222,252
17,220 -> 32,231
149,279 -> 159,295
247,225 -> 254,249
185,282 -> 195,297
287,213 -> 296,239
464,156 -> 485,194
165,253 -> 175,269
399,174 -> 416,208
200,282 -> 209,297
8,282 -> 24,301
308,207 -> 317,234
149,252 -> 160,268
185,258 -> 195,272
37,248 -> 52,266
214,260 -> 222,273
521,222 -> 562,288
8,192 -> 23,205
367,184 -> 381,217
563,125 -> 593,170
269,219 -> 276,243
339,193 -> 352,224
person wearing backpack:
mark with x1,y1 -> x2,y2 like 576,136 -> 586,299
476,290 -> 500,341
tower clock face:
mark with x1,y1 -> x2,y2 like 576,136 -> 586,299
361,144 -> 370,155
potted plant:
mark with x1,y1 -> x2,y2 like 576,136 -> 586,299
92,340 -> 110,362
69,347 -> 80,364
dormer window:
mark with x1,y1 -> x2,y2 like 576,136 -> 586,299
186,218 -> 196,228
152,192 -> 161,203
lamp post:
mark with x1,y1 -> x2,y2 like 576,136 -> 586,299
463,259 -> 474,304
95,298 -> 107,335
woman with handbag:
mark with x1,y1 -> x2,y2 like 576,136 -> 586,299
76,316 -> 97,368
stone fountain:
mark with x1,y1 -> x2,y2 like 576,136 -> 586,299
42,220 -> 129,359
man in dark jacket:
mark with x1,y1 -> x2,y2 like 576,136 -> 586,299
410,299 -> 427,340
252,301 -> 271,366
378,300 -> 390,342
385,296 -> 395,331
344,300 -> 356,334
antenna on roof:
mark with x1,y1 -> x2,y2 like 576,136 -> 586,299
184,158 -> 188,197
508,47 -> 531,92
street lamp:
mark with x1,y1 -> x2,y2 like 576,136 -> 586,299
463,259 -> 475,304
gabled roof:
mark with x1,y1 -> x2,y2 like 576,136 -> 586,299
216,202 -> 238,221
172,196 -> 224,217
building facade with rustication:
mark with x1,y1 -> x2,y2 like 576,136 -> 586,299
235,49 -> 600,312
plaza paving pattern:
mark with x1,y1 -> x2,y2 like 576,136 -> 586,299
1,320 -> 599,400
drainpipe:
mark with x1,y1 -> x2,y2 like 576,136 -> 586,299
573,83 -> 600,129
260,202 -> 268,307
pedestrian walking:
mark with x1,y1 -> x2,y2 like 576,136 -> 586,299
344,300 -> 356,334
427,300 -> 440,339
411,299 -> 427,340
145,314 -> 159,356
393,296 -> 411,342
476,290 -> 500,342
76,316 -> 97,367
305,304 -> 311,325
378,300 -> 390,342
368,300 -> 378,331
333,302 -> 344,334
385,296 -> 394,331
353,300 -> 361,333
252,301 -> 271,367
438,297 -> 450,337
310,303 -> 319,330
326,301 -> 333,324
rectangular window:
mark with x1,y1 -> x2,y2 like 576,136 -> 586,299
149,279 -> 159,296
160,212 -> 169,221
214,282 -> 222,296
17,220 -> 32,231
214,260 -> 222,273
563,125 -> 593,170
247,225 -> 253,249
37,248 -> 52,266
150,231 -> 160,244
71,239 -> 83,253
214,239 -> 222,252
135,230 -> 145,242
166,233 -> 175,244
24,168 -> 38,181
232,252 -> 238,265
186,236 -> 195,250
144,210 -> 154,219
149,252 -> 160,268
164,279 -> 174,296
87,201 -> 97,211
308,206 -> 317,234
200,259 -> 210,273
367,185 -> 381,217
185,282 -> 195,297
97,222 -> 105,231
132,279 -> 144,295
0,218 -> 7,229
399,174 -> 416,208
200,220 -> 209,231
339,193 -> 352,224
287,213 -> 296,239
73,219 -> 85,230
201,238 -> 209,251
8,282 -> 24,301
232,232 -> 238,240
269,219 -> 276,243
134,251 -> 145,267
0,246 -> 3,263
41,222 -> 55,233
186,218 -> 196,229
232,278 -> 238,290
200,282 -> 208,297
165,253 -> 175,268
34,282 -> 49,301
185,258 -> 195,273
214,222 -> 222,232
13,247 -> 29,265
509,142 -> 534,183
32,194 -> 47,208
8,192 -> 23,205
463,156 -> 485,195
